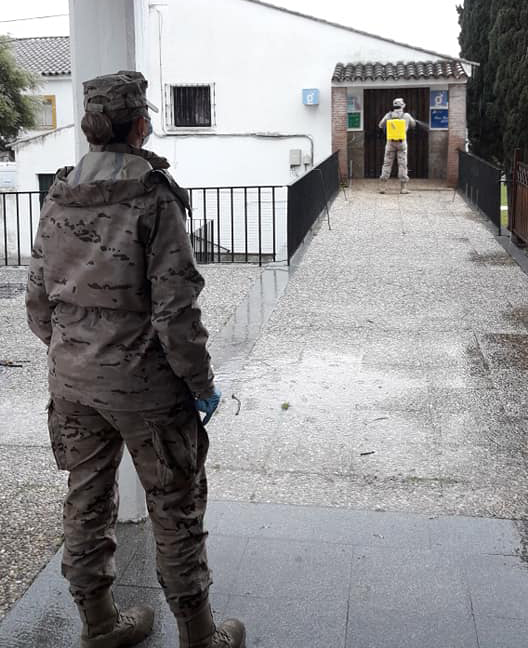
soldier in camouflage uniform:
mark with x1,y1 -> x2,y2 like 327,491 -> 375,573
378,97 -> 417,194
25,71 -> 246,648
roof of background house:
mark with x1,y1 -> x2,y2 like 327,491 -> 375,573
11,37 -> 71,76
332,60 -> 469,83
243,0 -> 476,66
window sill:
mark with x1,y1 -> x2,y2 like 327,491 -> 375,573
165,126 -> 216,134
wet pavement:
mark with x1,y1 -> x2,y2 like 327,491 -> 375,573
2,180 -> 528,646
208,181 -> 528,519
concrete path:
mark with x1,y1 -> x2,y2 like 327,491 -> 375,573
209,180 -> 528,519
1,180 -> 528,647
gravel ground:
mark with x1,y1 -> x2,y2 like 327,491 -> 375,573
0,263 -> 261,621
208,183 -> 528,519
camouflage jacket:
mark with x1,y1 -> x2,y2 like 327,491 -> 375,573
26,144 -> 214,410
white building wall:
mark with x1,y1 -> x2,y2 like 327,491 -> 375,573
3,127 -> 75,263
69,0 -> 137,159
15,126 -> 75,191
12,1 -> 444,190
146,0 -> 434,187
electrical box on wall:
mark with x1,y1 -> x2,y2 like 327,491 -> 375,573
303,153 -> 312,166
289,149 -> 302,166
302,89 -> 320,105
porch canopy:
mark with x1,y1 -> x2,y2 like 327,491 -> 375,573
331,59 -> 470,185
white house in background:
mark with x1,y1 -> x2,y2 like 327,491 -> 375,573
5,0 -> 471,263
12,0 -> 471,190
11,37 -> 75,193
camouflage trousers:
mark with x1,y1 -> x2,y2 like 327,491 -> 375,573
380,140 -> 409,182
47,395 -> 212,618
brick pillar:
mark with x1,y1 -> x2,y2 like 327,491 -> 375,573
447,84 -> 467,187
332,86 -> 348,179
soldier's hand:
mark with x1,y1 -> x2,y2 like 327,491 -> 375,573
195,387 -> 222,425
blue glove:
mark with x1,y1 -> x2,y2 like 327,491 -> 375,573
195,387 -> 222,425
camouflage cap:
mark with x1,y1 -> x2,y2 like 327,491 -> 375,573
83,70 -> 159,124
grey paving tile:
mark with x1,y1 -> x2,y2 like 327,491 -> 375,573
214,501 -> 431,550
474,614 -> 528,648
350,546 -> 471,615
464,554 -> 528,620
119,525 -> 248,596
346,603 -> 479,648
204,500 -> 225,534
224,595 -> 348,648
115,521 -> 151,579
429,516 -> 524,556
0,551 -> 77,648
232,538 -> 353,600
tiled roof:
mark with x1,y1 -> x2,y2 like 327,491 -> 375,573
11,37 -> 71,76
332,60 -> 468,83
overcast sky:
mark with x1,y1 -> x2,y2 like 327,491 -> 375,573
0,0 -> 461,57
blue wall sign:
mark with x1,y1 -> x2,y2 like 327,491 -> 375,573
430,90 -> 449,108
431,109 -> 449,129
303,89 -> 320,105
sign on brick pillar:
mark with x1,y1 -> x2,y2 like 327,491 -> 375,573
332,86 -> 348,180
447,84 -> 467,187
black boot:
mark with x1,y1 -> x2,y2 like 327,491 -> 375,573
177,601 -> 246,648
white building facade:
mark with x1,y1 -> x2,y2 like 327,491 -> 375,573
12,1 -> 471,191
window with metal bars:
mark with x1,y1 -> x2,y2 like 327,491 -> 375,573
172,85 -> 212,127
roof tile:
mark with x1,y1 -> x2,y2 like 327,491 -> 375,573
332,60 -> 467,83
11,37 -> 71,76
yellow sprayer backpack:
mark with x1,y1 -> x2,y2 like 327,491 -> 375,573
386,118 -> 406,141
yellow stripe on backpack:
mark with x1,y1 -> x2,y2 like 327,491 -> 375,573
387,119 -> 406,141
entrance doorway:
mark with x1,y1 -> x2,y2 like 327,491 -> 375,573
364,88 -> 429,178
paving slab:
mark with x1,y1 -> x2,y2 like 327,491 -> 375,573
1,501 -> 528,648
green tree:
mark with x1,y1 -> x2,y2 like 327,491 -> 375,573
458,0 -> 528,168
0,35 -> 38,151
489,0 -> 528,168
457,0 -> 502,164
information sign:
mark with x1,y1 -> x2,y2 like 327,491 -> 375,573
348,112 -> 361,129
430,90 -> 449,108
431,109 -> 449,129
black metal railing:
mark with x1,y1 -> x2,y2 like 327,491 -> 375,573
187,217 -> 215,264
287,152 -> 339,262
187,186 -> 287,265
458,150 -> 501,229
1,191 -> 46,265
0,186 -> 288,267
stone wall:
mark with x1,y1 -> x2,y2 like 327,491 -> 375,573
429,131 -> 448,179
331,87 -> 348,179
347,132 -> 365,179
447,84 -> 467,186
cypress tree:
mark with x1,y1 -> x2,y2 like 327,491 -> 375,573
489,0 -> 528,167
457,0 -> 502,164
458,0 -> 528,168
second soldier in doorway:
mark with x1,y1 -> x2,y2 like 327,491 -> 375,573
26,71 -> 246,648
378,97 -> 416,194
